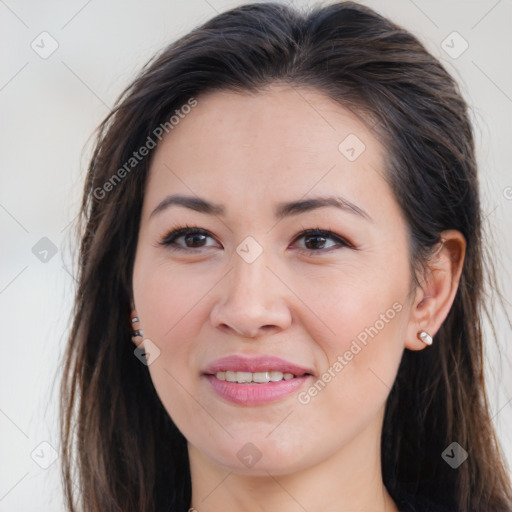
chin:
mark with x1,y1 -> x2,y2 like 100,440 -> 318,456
196,436 -> 316,476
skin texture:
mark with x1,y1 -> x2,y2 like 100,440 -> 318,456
131,84 -> 465,512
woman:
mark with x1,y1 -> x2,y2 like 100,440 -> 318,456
60,2 -> 512,511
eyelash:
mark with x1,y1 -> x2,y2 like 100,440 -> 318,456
157,224 -> 355,255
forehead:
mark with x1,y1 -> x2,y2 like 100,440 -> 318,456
143,84 -> 390,220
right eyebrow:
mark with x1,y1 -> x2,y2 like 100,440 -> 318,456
149,195 -> 225,219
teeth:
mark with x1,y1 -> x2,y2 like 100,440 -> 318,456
254,371 -> 271,383
269,370 -> 284,382
236,371 -> 252,383
215,371 -> 297,383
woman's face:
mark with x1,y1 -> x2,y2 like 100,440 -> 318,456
132,85 -> 416,475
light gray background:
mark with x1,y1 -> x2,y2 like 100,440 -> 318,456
1,1 -> 511,510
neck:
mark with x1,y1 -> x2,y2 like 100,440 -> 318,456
187,410 -> 398,512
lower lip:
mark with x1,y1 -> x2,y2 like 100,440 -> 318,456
204,374 -> 312,406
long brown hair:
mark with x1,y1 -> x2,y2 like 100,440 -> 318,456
60,2 -> 512,511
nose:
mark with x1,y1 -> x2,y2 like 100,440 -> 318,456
209,248 -> 292,338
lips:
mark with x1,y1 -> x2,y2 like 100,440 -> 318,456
202,354 -> 315,377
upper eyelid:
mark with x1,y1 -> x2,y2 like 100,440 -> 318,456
159,227 -> 217,246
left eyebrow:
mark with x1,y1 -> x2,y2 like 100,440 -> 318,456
274,195 -> 373,222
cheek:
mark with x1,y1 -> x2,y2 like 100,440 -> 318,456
133,255 -> 216,340
291,262 -> 408,413
287,258 -> 409,354
132,256 -> 209,397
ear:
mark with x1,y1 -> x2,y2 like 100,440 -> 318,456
405,229 -> 466,351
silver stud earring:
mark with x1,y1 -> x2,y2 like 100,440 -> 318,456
131,311 -> 144,343
417,330 -> 433,346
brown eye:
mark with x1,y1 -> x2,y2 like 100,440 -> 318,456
293,228 -> 353,254
159,227 -> 220,251
303,234 -> 332,250
182,232 -> 208,248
